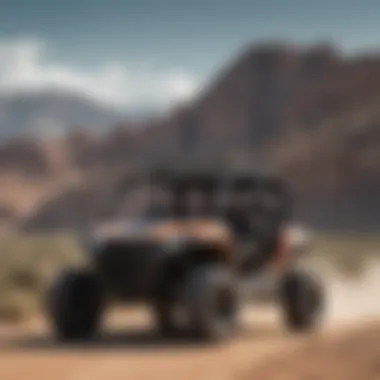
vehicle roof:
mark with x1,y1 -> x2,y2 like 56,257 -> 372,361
119,161 -> 289,195
149,165 -> 286,189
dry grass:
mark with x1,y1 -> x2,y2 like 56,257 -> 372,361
0,233 -> 87,321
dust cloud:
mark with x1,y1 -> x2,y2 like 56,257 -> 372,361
320,257 -> 380,325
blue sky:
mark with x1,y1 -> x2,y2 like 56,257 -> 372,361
0,0 -> 379,110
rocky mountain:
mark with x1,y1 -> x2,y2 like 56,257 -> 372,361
2,41 -> 380,231
167,42 -> 380,230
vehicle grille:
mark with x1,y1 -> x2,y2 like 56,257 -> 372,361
96,241 -> 160,299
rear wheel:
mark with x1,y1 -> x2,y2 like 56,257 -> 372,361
184,265 -> 239,342
279,270 -> 324,331
47,269 -> 104,341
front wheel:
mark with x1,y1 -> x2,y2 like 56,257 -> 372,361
46,268 -> 104,341
279,270 -> 324,331
184,265 -> 239,342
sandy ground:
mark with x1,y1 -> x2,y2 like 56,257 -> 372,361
243,321 -> 380,380
1,259 -> 380,380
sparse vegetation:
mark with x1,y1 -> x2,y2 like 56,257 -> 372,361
0,233 -> 87,321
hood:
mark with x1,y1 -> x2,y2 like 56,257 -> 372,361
91,217 -> 233,245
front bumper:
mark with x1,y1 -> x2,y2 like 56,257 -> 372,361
94,240 -> 164,301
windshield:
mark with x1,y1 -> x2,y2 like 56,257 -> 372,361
144,183 -> 218,218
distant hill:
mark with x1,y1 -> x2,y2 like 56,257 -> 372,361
0,89 -> 159,140
2,41 -> 380,231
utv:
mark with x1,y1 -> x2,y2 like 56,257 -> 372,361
46,167 -> 324,342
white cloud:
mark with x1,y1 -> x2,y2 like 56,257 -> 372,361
0,37 -> 200,111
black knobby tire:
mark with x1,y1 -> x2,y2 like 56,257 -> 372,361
184,265 -> 238,342
47,269 -> 103,341
279,270 -> 324,331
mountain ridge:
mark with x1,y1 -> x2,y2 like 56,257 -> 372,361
2,41 -> 380,231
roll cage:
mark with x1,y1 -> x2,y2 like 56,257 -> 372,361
120,166 -> 292,225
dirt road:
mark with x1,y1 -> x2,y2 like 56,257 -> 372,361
1,260 -> 380,380
0,305 -> 378,380
244,321 -> 380,380
0,307 -> 302,380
